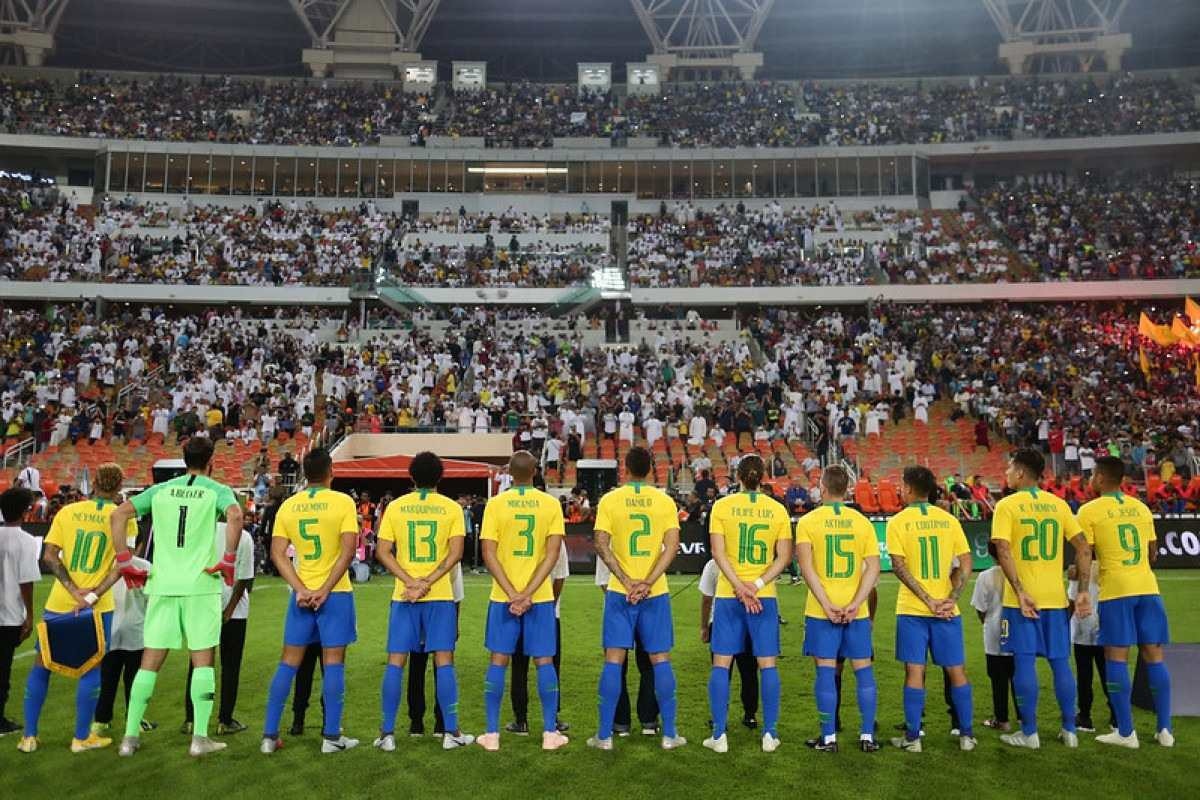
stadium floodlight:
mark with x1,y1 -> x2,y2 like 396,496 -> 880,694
628,0 -> 775,78
0,0 -> 71,65
288,0 -> 443,52
981,0 -> 1134,73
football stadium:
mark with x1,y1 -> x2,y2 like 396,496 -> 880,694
1,0 -> 1199,797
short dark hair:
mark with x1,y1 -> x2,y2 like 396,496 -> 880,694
624,446 -> 653,480
409,451 -> 443,489
1010,447 -> 1045,480
737,454 -> 765,491
182,436 -> 214,470
1094,455 -> 1124,484
902,465 -> 938,501
821,465 -> 850,497
0,487 -> 33,524
303,447 -> 333,483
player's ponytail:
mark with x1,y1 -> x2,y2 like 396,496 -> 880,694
737,454 -> 765,492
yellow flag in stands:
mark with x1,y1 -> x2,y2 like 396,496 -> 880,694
1139,347 -> 1151,380
1171,316 -> 1196,346
1186,297 -> 1200,327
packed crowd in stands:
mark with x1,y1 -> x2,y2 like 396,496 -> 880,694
973,175 -> 1200,281
0,180 -> 398,285
410,207 -> 610,235
1,72 -> 1196,148
387,238 -> 609,288
626,201 -> 1017,287
440,84 -> 622,147
8,298 -> 1196,518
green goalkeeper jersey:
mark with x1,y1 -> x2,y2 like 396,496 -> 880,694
132,473 -> 238,596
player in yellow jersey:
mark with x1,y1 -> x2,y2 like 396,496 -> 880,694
478,451 -> 568,752
18,464 -> 135,754
373,452 -> 474,752
796,466 -> 881,753
1076,456 -> 1173,748
587,447 -> 684,752
886,466 -> 977,754
991,448 -> 1089,750
704,455 -> 792,754
260,448 -> 359,755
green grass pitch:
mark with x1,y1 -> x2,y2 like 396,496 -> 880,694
3,572 -> 1196,800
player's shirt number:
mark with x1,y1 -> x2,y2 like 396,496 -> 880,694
1019,518 -> 1059,561
69,529 -> 107,574
408,520 -> 438,563
299,517 -> 322,561
737,523 -> 769,565
513,514 -> 536,558
825,533 -> 855,578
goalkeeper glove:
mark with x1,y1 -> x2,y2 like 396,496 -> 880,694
116,550 -> 149,589
204,552 -> 237,587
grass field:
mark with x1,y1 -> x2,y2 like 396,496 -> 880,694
2,571 -> 1196,800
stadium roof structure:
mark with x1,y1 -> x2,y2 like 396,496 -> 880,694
17,0 -> 1198,80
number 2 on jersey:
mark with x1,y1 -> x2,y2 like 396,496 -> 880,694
298,517 -> 322,561
629,513 -> 651,556
513,514 -> 536,557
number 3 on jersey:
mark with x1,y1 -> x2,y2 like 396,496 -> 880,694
513,514 -> 536,557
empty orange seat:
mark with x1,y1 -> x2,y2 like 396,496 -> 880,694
877,478 -> 902,513
855,479 -> 880,514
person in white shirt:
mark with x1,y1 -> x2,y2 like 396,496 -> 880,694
93,528 -> 157,736
644,416 -> 665,448
970,547 -> 1016,732
699,559 -> 759,728
542,437 -> 564,483
913,395 -> 930,425
617,407 -> 635,443
1068,562 -> 1114,732
13,465 -> 40,496
602,411 -> 618,441
710,424 -> 726,448
0,488 -> 40,734
507,544 -> 570,735
183,522 -> 255,735
593,558 -> 659,735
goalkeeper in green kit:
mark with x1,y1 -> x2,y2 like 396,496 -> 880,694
108,437 -> 244,758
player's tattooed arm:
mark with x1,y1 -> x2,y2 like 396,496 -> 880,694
42,545 -> 76,591
1071,533 -> 1093,618
993,538 -> 1039,618
891,554 -> 937,612
593,530 -> 631,590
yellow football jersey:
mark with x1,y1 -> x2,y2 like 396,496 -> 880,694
708,491 -> 791,599
990,487 -> 1081,609
273,486 -> 358,593
44,498 -> 138,614
795,502 -> 879,620
1077,493 -> 1160,601
480,486 -> 564,603
593,482 -> 678,598
377,489 -> 465,602
886,503 -> 971,618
